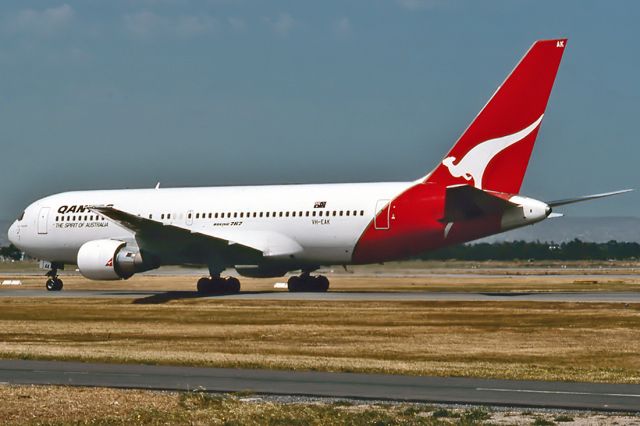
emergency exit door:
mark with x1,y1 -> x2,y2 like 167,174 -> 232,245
374,199 -> 390,230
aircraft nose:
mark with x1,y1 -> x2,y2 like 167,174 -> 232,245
7,221 -> 18,245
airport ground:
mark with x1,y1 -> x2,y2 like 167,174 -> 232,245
1,260 -> 640,424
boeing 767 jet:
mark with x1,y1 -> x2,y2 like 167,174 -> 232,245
8,39 -> 631,292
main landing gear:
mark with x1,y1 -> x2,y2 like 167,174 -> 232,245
196,276 -> 241,295
287,272 -> 329,292
45,266 -> 63,291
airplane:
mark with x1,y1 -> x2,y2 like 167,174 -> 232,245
7,38 -> 631,293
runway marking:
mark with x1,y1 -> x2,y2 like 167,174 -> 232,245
477,387 -> 640,398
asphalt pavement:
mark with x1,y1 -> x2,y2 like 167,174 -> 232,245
1,288 -> 640,303
0,360 -> 638,411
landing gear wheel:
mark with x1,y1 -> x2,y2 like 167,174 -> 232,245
196,276 -> 241,294
287,276 -> 301,292
225,277 -> 241,294
197,277 -> 211,294
287,274 -> 329,292
314,275 -> 329,292
46,278 -> 63,291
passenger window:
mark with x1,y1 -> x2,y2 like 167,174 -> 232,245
339,211 -> 344,216
292,211 -> 296,217
161,214 -> 165,219
266,212 -> 270,218
253,212 -> 257,218
319,211 -> 323,217
305,211 -> 309,217
360,210 -> 364,216
312,211 -> 316,217
353,210 -> 357,216
149,214 -> 152,219
168,214 -> 171,219
196,213 -> 199,219
346,211 -> 350,216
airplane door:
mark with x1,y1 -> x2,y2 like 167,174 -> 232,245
374,199 -> 390,230
38,207 -> 50,234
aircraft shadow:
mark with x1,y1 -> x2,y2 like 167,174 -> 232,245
131,290 -> 278,304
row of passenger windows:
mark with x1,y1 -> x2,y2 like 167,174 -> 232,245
179,209 -> 366,220
55,215 -> 106,222
54,210 -> 367,223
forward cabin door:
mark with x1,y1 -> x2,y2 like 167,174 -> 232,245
374,199 -> 391,230
37,207 -> 50,234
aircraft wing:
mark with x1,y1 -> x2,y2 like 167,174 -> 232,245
88,205 -> 300,261
442,184 -> 517,222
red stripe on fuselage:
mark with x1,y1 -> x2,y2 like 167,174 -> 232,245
351,182 -> 503,264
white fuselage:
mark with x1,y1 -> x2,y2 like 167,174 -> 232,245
9,182 -> 412,267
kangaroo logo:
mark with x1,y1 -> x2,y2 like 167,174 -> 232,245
442,115 -> 543,189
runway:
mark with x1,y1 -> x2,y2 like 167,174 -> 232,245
0,360 -> 638,411
2,288 -> 640,303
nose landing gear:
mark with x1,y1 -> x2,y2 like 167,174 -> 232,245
45,266 -> 63,291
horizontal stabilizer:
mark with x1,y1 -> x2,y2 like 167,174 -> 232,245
442,184 -> 516,222
546,189 -> 633,207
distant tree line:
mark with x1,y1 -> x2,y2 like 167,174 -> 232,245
419,240 -> 640,261
0,244 -> 22,261
1,240 -> 640,263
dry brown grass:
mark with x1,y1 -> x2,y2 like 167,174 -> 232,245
1,384 -> 638,425
1,295 -> 640,383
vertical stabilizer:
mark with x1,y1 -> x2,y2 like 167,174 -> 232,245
425,39 -> 567,194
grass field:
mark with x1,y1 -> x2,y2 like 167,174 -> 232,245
1,293 -> 640,383
5,385 -> 636,425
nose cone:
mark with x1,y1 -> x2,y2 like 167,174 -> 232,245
7,221 -> 18,246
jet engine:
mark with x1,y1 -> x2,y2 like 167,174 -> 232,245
77,239 -> 154,280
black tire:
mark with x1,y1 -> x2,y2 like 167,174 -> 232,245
225,277 -> 241,294
46,278 -> 63,291
287,276 -> 300,292
315,275 -> 329,292
197,277 -> 211,294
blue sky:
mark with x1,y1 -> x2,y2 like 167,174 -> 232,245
1,0 -> 638,220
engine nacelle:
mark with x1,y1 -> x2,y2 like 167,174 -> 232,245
77,239 -> 152,280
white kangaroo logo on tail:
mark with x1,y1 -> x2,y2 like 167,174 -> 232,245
442,115 -> 544,189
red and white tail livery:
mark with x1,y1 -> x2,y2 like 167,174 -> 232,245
8,39 -> 631,293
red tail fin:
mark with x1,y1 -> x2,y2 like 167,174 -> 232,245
425,39 -> 567,194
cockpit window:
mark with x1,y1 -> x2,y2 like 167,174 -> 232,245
17,211 -> 24,221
